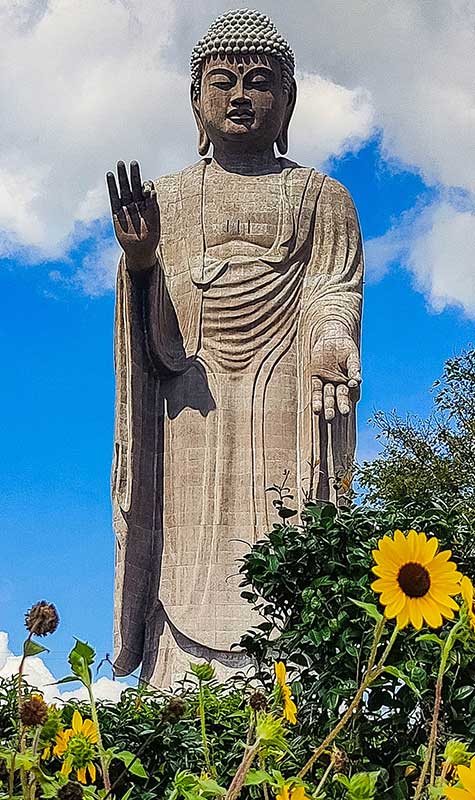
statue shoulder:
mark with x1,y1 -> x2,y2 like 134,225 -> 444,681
321,175 -> 357,213
152,161 -> 203,196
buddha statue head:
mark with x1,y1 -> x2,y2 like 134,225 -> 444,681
190,9 -> 297,157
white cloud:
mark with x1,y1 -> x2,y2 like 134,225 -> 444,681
0,0 -> 473,312
365,197 -> 475,317
292,74 -> 374,166
0,0 -> 375,271
0,632 -> 129,704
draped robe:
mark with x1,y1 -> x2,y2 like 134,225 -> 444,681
112,159 -> 364,686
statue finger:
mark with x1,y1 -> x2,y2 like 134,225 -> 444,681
336,384 -> 350,415
346,350 -> 362,386
106,172 -> 121,214
324,383 -> 335,421
311,375 -> 323,415
117,160 -> 133,206
130,161 -> 143,203
142,180 -> 154,200
126,203 -> 141,237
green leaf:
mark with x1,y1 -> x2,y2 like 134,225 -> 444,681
53,676 -> 80,685
416,633 -> 444,647
244,770 -> 272,786
197,777 -> 226,796
23,639 -> 49,657
384,666 -> 421,697
349,598 -> 383,623
68,639 -> 95,687
113,750 -> 147,779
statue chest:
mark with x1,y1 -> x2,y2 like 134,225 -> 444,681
201,171 -> 282,254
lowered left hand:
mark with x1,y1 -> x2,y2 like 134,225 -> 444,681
311,330 -> 361,421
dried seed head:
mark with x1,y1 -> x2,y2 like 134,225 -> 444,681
20,694 -> 49,727
249,690 -> 267,712
25,601 -> 59,636
331,746 -> 348,773
57,781 -> 84,800
162,696 -> 187,723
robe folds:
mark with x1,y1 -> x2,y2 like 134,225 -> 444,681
112,159 -> 363,686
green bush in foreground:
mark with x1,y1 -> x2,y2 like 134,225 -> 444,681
2,502 -> 475,799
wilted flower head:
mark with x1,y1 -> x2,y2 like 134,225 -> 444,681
249,690 -> 268,712
162,697 -> 187,723
25,601 -> 59,636
20,694 -> 48,727
57,782 -> 84,800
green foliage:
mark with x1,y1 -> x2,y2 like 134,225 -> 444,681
359,348 -> 475,515
239,498 -> 475,797
334,770 -> 380,799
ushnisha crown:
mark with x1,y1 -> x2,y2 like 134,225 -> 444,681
190,8 -> 295,97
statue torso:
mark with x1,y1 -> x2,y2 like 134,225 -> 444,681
201,164 -> 281,256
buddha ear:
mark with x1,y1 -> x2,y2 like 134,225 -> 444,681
191,84 -> 211,156
276,78 -> 297,155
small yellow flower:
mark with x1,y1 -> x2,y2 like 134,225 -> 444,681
445,756 -> 475,798
274,662 -> 297,725
461,576 -> 475,632
276,784 -> 310,800
371,530 -> 461,630
53,710 -> 98,784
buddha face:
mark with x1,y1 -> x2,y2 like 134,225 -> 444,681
194,55 -> 294,153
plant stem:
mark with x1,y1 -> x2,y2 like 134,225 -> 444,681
87,685 -> 111,793
314,758 -> 334,796
298,624 -> 398,779
367,614 -> 386,673
413,620 -> 462,800
198,678 -> 213,775
225,740 -> 260,800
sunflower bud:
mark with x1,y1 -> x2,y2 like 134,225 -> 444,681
25,601 -> 59,636
20,695 -> 48,727
190,662 -> 215,682
57,781 -> 83,800
443,739 -> 472,766
249,691 -> 267,712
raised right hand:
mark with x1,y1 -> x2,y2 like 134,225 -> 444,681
106,160 -> 160,272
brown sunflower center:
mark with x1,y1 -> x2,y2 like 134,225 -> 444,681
397,562 -> 431,598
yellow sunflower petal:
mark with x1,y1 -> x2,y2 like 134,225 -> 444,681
88,763 -> 96,782
444,788 -> 472,800
291,788 -> 307,800
284,697 -> 297,725
274,662 -> 286,686
379,589 -> 404,605
384,593 -> 407,618
461,576 -> 474,607
458,763 -> 475,794
371,578 -> 397,592
61,760 -> 72,777
377,536 -> 405,567
418,596 -> 442,628
71,710 -> 83,734
77,767 -> 87,784
407,529 -> 419,560
420,535 -> 438,565
372,564 -> 397,579
396,604 -> 410,629
82,719 -> 98,743
408,599 -> 424,630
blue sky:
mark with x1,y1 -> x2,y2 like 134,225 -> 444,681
1,0 -> 474,680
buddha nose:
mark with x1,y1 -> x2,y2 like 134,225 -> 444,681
230,79 -> 251,106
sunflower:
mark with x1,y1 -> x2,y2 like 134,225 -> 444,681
53,710 -> 98,784
461,576 -> 475,632
445,756 -> 475,799
371,530 -> 461,630
276,784 -> 310,800
274,662 -> 297,725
